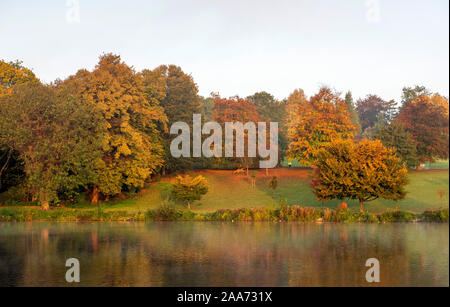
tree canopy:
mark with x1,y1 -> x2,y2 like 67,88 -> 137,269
311,138 -> 408,212
213,95 -> 262,170
396,94 -> 449,163
0,54 -> 446,213
287,87 -> 356,165
56,54 -> 167,202
0,83 -> 105,208
356,94 -> 396,132
374,121 -> 418,168
171,174 -> 208,209
344,91 -> 361,135
0,60 -> 39,95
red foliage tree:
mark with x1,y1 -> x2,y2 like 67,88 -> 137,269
212,95 -> 262,171
356,94 -> 396,131
396,94 -> 449,163
212,95 -> 261,123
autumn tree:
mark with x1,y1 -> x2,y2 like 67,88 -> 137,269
143,65 -> 202,173
431,93 -> 450,117
399,85 -> 430,113
171,175 -> 208,209
246,91 -> 286,123
356,94 -> 396,132
311,139 -> 408,212
374,121 -> 418,168
213,95 -> 262,171
0,83 -> 105,208
141,65 -> 168,109
286,89 -> 308,129
213,95 -> 261,124
396,94 -> 449,163
285,89 -> 309,165
287,87 -> 356,165
247,91 -> 288,163
0,60 -> 39,95
58,54 -> 167,203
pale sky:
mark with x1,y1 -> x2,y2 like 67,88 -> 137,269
1,0 -> 448,102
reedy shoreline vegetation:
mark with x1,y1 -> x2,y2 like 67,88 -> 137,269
0,203 -> 448,223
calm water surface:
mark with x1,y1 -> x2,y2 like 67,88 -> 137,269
0,222 -> 448,286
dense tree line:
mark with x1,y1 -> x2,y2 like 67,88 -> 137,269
0,54 -> 448,209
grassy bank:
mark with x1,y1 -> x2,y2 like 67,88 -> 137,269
1,168 -> 448,217
0,204 -> 448,223
68,168 -> 449,213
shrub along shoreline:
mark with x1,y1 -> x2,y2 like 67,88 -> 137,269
0,204 -> 448,223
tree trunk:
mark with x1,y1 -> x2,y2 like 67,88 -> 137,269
187,201 -> 190,209
359,199 -> 364,213
0,148 -> 12,190
246,167 -> 248,176
40,190 -> 49,210
91,186 -> 99,204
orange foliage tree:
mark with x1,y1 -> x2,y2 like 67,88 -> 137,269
312,139 -> 408,212
57,54 -> 167,203
212,95 -> 262,171
0,60 -> 39,96
287,87 -> 356,165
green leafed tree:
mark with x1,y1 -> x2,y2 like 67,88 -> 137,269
344,91 -> 361,136
247,91 -> 288,163
0,60 -> 40,192
400,85 -> 431,113
143,65 -> 202,173
171,175 -> 208,209
0,83 -> 106,208
374,121 -> 419,168
161,65 -> 202,125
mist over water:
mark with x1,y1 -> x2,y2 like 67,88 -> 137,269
0,222 -> 448,287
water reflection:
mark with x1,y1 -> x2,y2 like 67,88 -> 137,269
0,222 -> 448,286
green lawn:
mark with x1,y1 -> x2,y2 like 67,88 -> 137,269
281,159 -> 449,170
95,168 -> 449,214
2,168 -> 448,214
424,159 -> 449,170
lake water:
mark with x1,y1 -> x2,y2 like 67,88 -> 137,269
0,222 -> 448,287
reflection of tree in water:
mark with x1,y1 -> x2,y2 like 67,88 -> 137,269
0,234 -> 25,286
0,223 -> 447,286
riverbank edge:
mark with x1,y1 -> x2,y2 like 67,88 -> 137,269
0,206 -> 448,223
